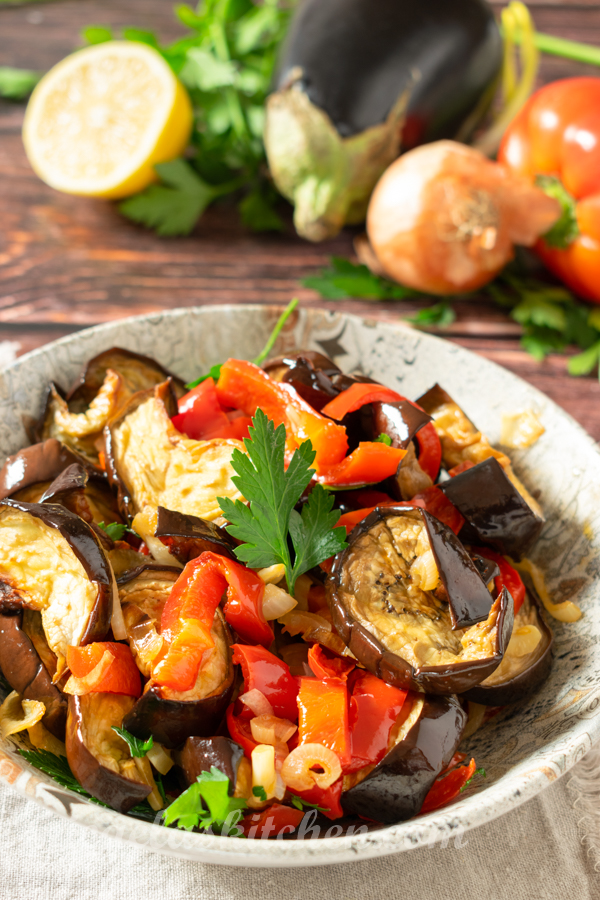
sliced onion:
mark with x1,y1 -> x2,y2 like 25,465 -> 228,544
256,564 -> 286,584
250,714 -> 297,746
262,583 -> 297,620
109,568 -> 127,641
128,618 -> 164,678
0,691 -> 45,739
515,557 -> 582,623
250,744 -> 277,806
133,755 -> 164,811
146,742 -> 173,775
239,689 -> 274,717
63,648 -> 114,695
280,743 -> 341,791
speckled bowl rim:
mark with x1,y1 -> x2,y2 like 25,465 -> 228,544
0,304 -> 598,868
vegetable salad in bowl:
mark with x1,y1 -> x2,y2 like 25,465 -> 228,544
0,305 -> 580,841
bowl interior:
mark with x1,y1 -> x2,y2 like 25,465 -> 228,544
1,304 -> 599,867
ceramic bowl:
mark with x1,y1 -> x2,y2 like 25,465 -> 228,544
1,304 -> 599,867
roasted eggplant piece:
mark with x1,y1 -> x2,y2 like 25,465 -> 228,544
0,611 -> 67,738
179,736 -> 244,789
370,401 -> 431,450
66,693 -> 150,812
464,586 -> 553,706
0,439 -> 87,502
117,564 -> 180,676
66,346 -> 185,408
123,608 -> 234,749
263,352 -> 345,411
439,457 -> 544,560
265,0 -> 502,240
153,506 -> 236,564
0,499 -> 112,670
342,692 -> 466,823
105,381 -> 245,521
39,463 -> 122,528
327,506 -> 513,694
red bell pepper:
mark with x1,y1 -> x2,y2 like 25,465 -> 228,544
211,415 -> 253,441
337,501 -> 401,534
499,77 -> 600,304
66,642 -> 141,697
155,552 -> 272,693
289,777 -> 344,821
448,460 -> 476,477
415,422 -> 442,482
171,378 -> 230,440
226,703 -> 258,758
308,644 -> 355,681
216,358 -> 348,468
317,442 -> 406,487
420,758 -> 477,814
346,671 -> 407,774
471,546 -> 525,614
347,489 -> 395,508
297,677 -> 350,768
241,803 -> 305,838
232,644 -> 299,721
320,383 -> 405,420
412,485 -> 465,535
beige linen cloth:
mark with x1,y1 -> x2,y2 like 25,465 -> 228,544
1,746 -> 599,900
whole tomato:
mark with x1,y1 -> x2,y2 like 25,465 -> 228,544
499,77 -> 600,303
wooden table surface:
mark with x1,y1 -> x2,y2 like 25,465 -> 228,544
2,0 -> 600,439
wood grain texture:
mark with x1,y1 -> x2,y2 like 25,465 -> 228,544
1,0 -> 600,440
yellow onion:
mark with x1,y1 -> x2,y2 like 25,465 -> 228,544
367,140 -> 561,295
239,688 -> 274,717
250,714 -> 297,746
280,743 -> 341,791
0,691 -> 45,739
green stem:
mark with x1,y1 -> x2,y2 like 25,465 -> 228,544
253,298 -> 299,365
516,31 -> 600,67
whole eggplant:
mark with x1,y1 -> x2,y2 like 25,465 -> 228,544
265,0 -> 502,241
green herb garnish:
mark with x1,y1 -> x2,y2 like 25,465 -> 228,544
302,256 -> 416,301
407,300 -> 456,328
290,795 -> 328,813
535,175 -> 579,249
460,766 -> 487,792
162,766 -> 246,834
374,433 -> 392,446
218,409 -> 347,596
252,785 -> 268,801
112,726 -> 154,758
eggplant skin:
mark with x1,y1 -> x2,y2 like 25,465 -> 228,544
276,0 -> 501,143
154,507 -> 236,564
123,610 -> 234,749
0,440 -> 88,502
66,346 -> 186,406
66,694 -> 150,813
0,612 -> 67,739
179,736 -> 244,790
342,694 -> 466,824
327,505 -> 514,694
463,587 -> 553,706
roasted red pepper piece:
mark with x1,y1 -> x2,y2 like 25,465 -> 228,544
241,803 -> 305,838
308,644 -> 355,681
216,358 -> 348,468
420,758 -> 477,814
297,676 -> 350,768
155,551 -> 271,693
209,415 -> 253,441
232,644 -> 299,721
290,778 -> 345,821
448,460 -> 476,477
346,671 -> 407,774
66,642 -> 141,697
412,485 -> 465,535
226,703 -> 258,758
320,383 -> 405,419
317,442 -> 406,486
471,546 -> 526,614
499,77 -> 600,303
415,422 -> 442,482
172,378 -> 230,440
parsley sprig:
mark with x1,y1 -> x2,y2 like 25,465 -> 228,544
218,409 -> 347,596
112,727 -> 154,758
162,766 -> 246,834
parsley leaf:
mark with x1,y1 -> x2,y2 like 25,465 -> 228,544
460,766 -> 487,792
290,795 -> 328,812
98,522 -> 128,541
185,363 -> 224,391
119,159 -> 218,236
375,433 -> 392,445
536,175 -> 579,249
112,726 -> 154,758
252,785 -> 267,801
302,257 -> 415,300
0,67 -> 40,100
407,301 -> 456,328
162,766 -> 246,834
567,341 -> 600,376
218,409 -> 347,595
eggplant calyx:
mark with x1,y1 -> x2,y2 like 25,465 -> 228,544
264,76 -> 409,242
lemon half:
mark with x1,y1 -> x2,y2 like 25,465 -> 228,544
23,41 -> 193,199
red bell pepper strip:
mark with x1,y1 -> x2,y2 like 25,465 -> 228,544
226,704 -> 259,758
317,442 -> 406,487
415,422 -> 442,482
155,552 -> 272,693
346,671 -> 407,774
348,489 -> 395,508
297,677 -> 350,768
241,803 -> 305,838
172,378 -> 231,440
289,778 -> 345,821
209,415 -> 253,441
308,644 -> 355,681
320,383 -> 405,420
448,460 -> 475,477
420,758 -> 477,814
412,485 -> 465,535
232,644 -> 299,722
471,546 -> 526,614
337,501 -> 402,534
215,358 -> 348,468
66,642 -> 141,697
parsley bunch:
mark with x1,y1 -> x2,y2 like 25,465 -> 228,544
162,766 -> 247,834
218,409 -> 347,596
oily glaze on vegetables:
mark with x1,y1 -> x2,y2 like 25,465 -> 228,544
0,341 -> 561,837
